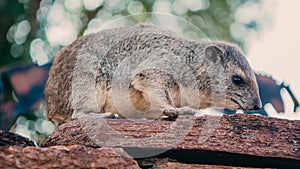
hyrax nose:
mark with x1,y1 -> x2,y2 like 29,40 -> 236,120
253,98 -> 262,111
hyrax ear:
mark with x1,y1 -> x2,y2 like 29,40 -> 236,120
204,45 -> 223,63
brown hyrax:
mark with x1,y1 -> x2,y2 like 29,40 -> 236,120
45,24 -> 262,125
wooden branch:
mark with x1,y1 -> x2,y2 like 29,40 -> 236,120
0,145 -> 140,169
42,114 -> 300,168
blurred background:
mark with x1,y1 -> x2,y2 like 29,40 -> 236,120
0,0 -> 299,144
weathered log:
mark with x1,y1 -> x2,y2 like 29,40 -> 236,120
42,114 -> 300,168
0,145 -> 140,169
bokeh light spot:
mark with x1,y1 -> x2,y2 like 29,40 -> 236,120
172,0 -> 188,15
30,38 -> 49,65
64,0 -> 82,12
47,3 -> 67,25
104,0 -> 126,12
10,44 -> 24,58
6,24 -> 17,43
153,0 -> 172,13
83,0 -> 104,11
127,1 -> 144,15
46,20 -> 77,46
17,20 -> 31,37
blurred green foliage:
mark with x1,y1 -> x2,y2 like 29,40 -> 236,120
0,0 -> 275,144
2,0 -> 275,67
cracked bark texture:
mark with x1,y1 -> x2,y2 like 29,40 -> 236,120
1,114 -> 299,168
42,114 -> 300,160
0,145 -> 140,169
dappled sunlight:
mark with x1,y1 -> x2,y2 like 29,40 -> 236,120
26,0 -> 277,65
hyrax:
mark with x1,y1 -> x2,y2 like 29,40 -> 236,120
45,24 -> 262,125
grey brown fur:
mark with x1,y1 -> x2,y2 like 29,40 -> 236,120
45,24 -> 261,125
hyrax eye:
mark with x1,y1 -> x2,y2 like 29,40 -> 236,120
232,75 -> 245,87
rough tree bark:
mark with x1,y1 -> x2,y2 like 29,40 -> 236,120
41,114 -> 300,168
0,145 -> 140,169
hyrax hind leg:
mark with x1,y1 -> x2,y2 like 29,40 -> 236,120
130,69 -> 182,119
72,81 -> 119,120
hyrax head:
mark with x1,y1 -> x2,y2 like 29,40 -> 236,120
198,41 -> 262,112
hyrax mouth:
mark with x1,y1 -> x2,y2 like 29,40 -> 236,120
230,97 -> 262,112
230,98 -> 244,110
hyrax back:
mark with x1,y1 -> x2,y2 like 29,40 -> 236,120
45,24 -> 261,125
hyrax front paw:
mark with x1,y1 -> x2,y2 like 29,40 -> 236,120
162,108 -> 180,119
163,107 -> 197,120
76,112 -> 119,119
101,112 -> 119,119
